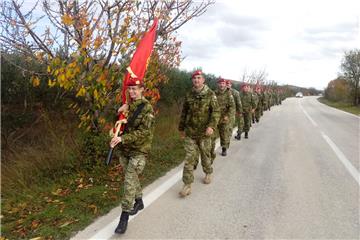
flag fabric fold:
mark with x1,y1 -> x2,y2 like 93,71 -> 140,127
114,18 -> 158,134
121,18 -> 158,103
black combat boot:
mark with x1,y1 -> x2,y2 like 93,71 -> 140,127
221,147 -> 227,156
252,119 -> 255,124
245,132 -> 248,139
115,211 -> 129,234
129,198 -> 144,216
235,132 -> 241,140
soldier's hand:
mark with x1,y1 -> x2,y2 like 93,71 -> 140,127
117,104 -> 129,113
223,116 -> 229,122
179,131 -> 186,139
205,127 -> 214,136
110,136 -> 122,148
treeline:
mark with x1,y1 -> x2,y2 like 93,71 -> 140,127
324,49 -> 360,105
2,52 -> 321,113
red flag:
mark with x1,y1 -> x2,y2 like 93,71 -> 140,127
113,18 -> 158,134
121,18 -> 158,103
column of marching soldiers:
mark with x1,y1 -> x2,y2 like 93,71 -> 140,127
178,70 -> 285,197
112,69 -> 286,234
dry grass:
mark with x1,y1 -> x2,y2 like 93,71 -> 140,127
1,109 -> 80,196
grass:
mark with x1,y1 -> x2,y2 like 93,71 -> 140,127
1,104 -> 185,240
317,97 -> 360,116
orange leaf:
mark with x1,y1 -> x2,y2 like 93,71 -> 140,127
31,220 -> 41,230
61,14 -> 73,25
32,76 -> 40,87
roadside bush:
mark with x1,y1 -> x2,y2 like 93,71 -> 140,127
324,77 -> 351,102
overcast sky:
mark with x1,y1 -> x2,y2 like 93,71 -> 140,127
177,0 -> 360,89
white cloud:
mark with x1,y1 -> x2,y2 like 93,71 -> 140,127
178,0 -> 360,89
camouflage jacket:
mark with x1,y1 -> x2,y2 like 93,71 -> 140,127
261,92 -> 266,105
230,88 -> 243,113
252,92 -> 259,109
179,85 -> 220,138
257,92 -> 264,107
215,89 -> 235,124
120,97 -> 155,155
240,91 -> 256,112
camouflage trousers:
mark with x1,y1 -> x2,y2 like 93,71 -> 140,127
235,114 -> 244,134
267,101 -> 271,110
218,123 -> 232,149
182,136 -> 213,185
243,111 -> 252,132
251,111 -> 256,123
255,106 -> 262,121
119,154 -> 146,212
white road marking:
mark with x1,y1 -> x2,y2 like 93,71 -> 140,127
299,100 -> 318,127
321,132 -> 360,186
88,130 -> 236,239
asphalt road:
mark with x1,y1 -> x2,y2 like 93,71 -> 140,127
73,96 -> 360,239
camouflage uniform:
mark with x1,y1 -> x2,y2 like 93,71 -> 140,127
251,91 -> 259,123
240,90 -> 255,134
255,91 -> 263,122
211,88 -> 235,156
230,88 -> 244,136
266,91 -> 271,110
179,85 -> 220,185
260,91 -> 266,116
118,97 -> 155,212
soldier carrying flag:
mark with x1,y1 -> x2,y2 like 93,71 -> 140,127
108,18 -> 158,234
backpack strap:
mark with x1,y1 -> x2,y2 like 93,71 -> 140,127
123,103 -> 146,133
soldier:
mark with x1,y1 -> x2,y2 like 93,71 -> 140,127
213,78 -> 235,156
226,80 -> 243,140
240,83 -> 255,139
178,70 -> 220,197
255,85 -> 263,122
111,77 -> 155,234
265,88 -> 271,111
251,86 -> 259,124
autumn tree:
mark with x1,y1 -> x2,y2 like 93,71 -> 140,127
341,49 -> 360,105
324,77 -> 350,102
0,0 -> 214,132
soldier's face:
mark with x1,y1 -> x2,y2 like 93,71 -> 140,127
128,85 -> 143,100
192,75 -> 205,89
218,82 -> 227,91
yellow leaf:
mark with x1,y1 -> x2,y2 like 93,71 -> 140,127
88,204 -> 98,214
30,237 -> 44,240
48,79 -> 56,87
58,74 -> 65,82
94,89 -> 99,100
84,57 -> 91,65
61,14 -> 73,26
65,69 -> 73,79
99,117 -> 106,125
76,86 -> 86,97
47,65 -> 51,73
59,220 -> 76,228
32,76 -> 40,87
94,36 -> 103,50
